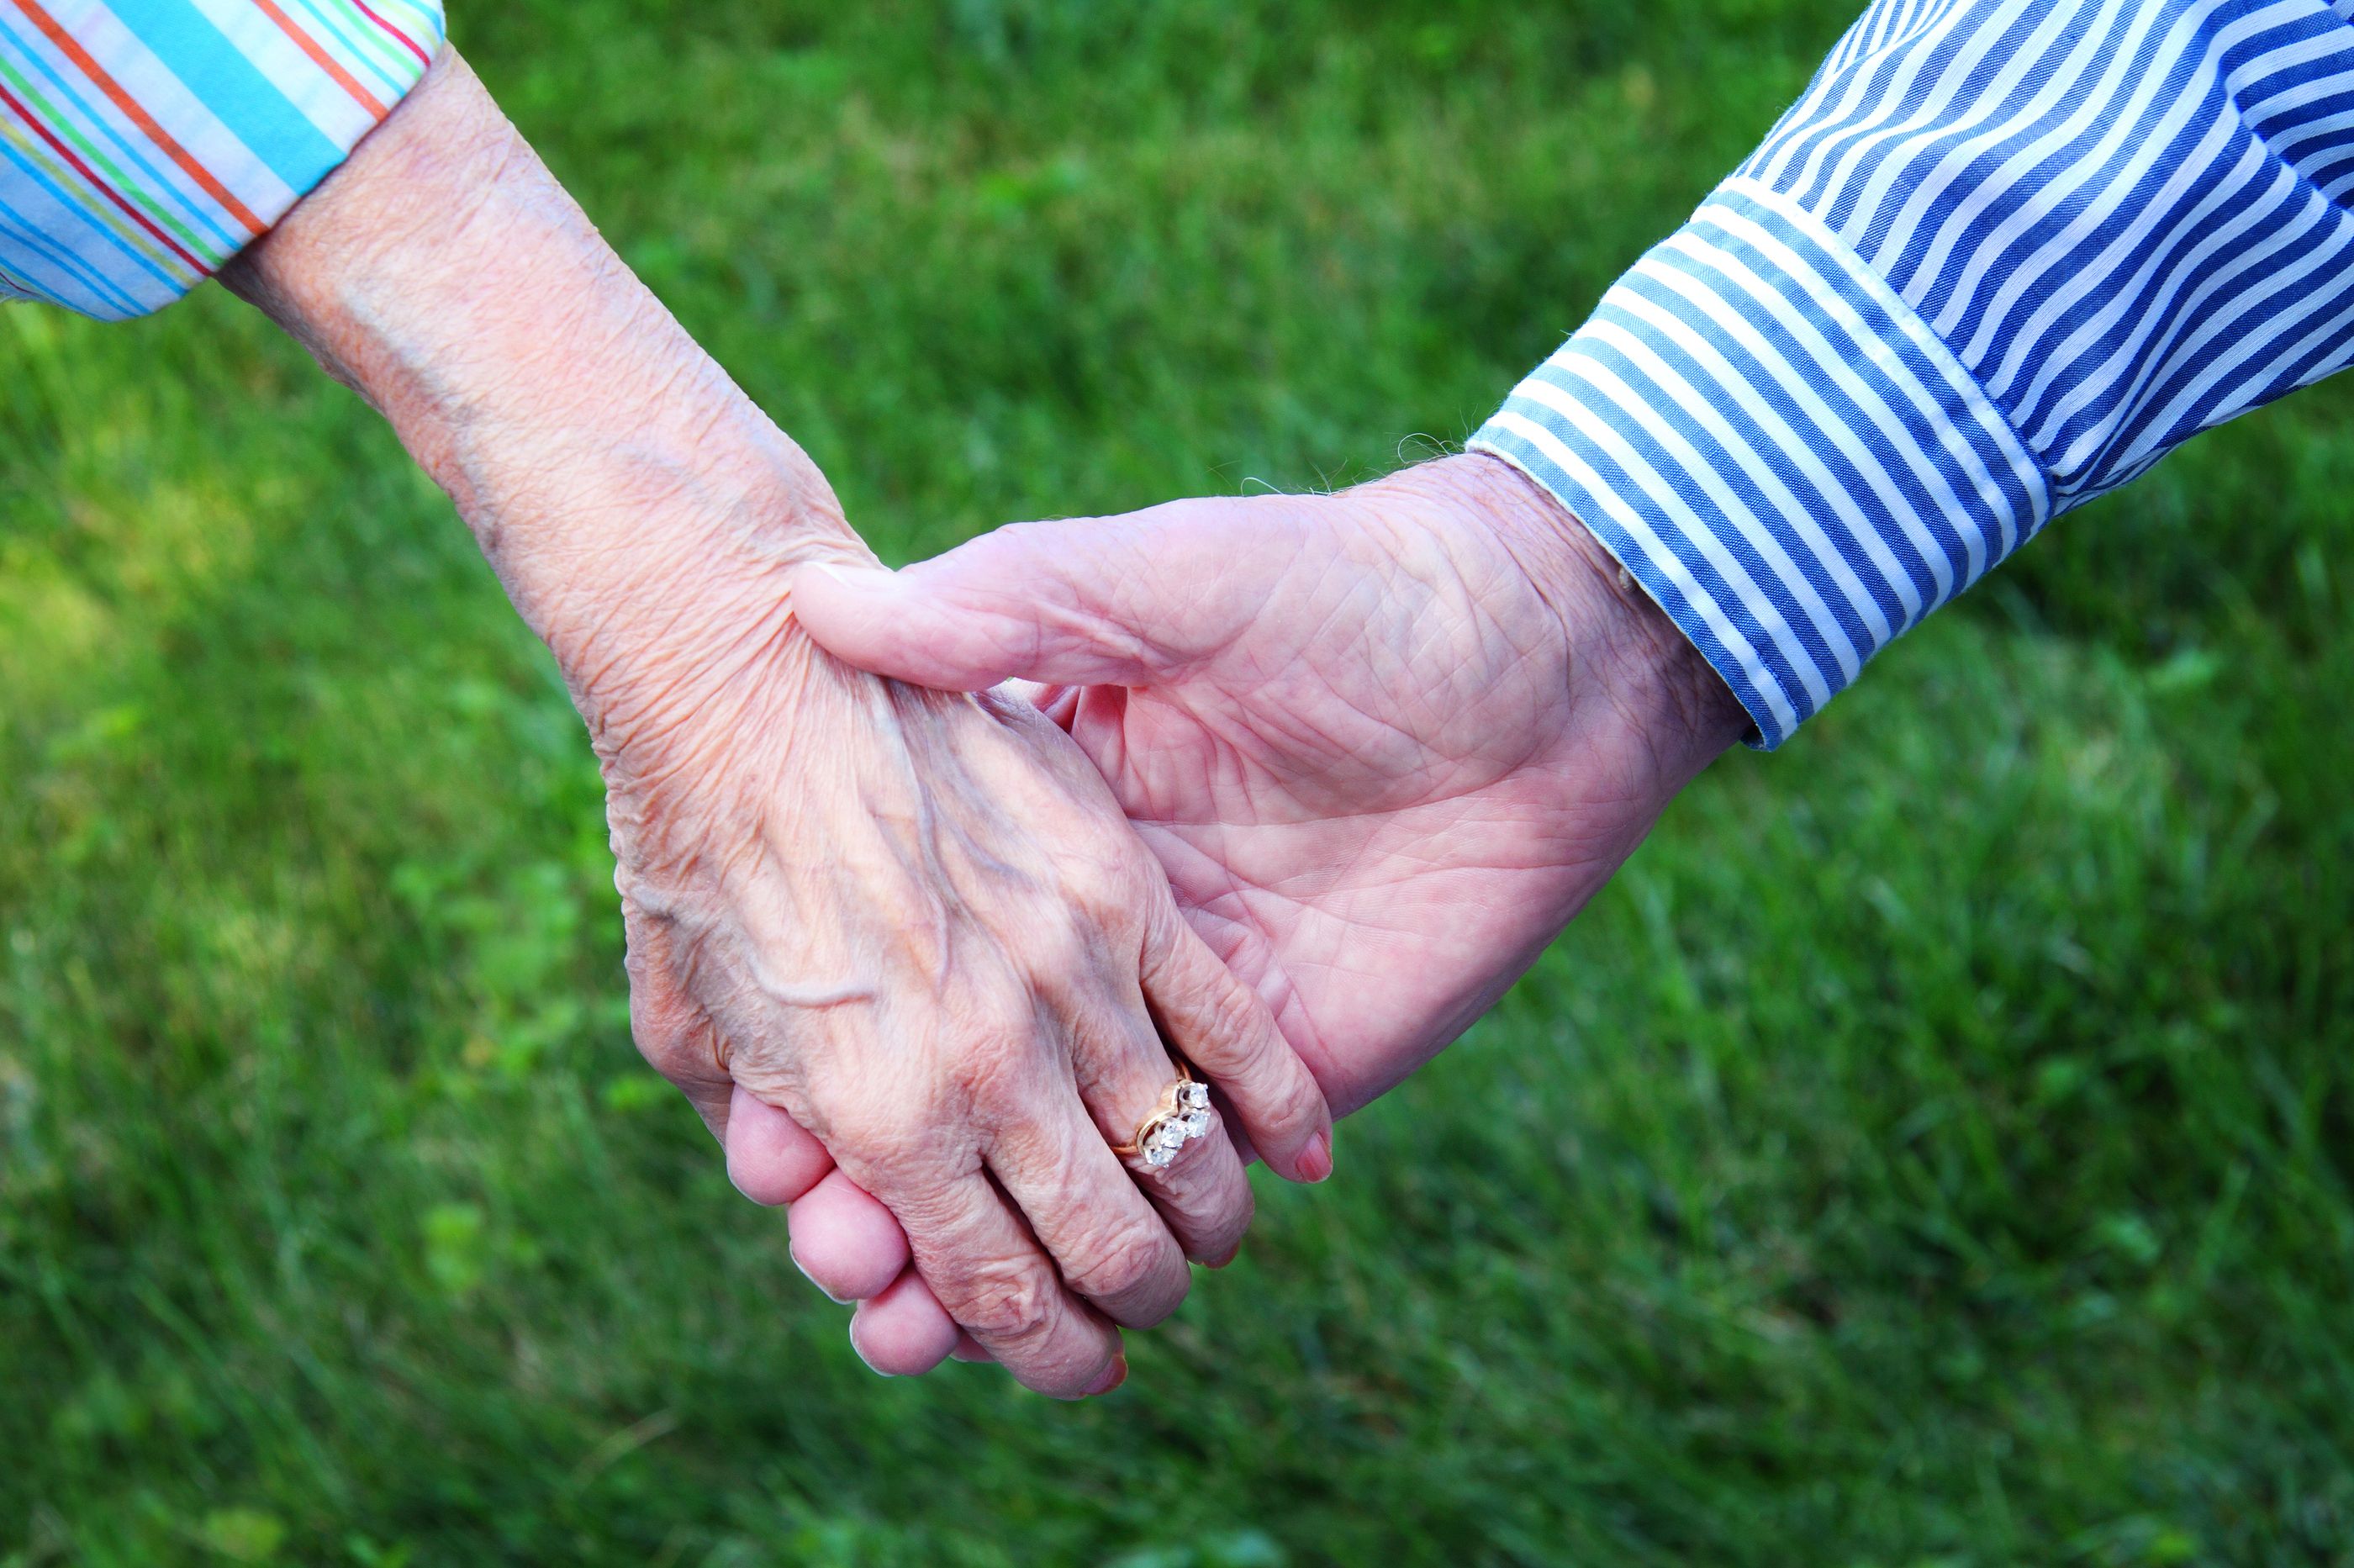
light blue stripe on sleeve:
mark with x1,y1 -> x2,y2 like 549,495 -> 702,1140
0,191 -> 148,316
104,0 -> 347,191
0,10 -> 245,257
280,0 -> 411,98
0,135 -> 182,298
0,0 -> 446,321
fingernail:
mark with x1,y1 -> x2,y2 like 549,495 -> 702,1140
789,1246 -> 854,1306
1299,1132 -> 1333,1184
805,562 -> 896,594
1203,1243 -> 1243,1270
848,1323 -> 893,1377
1086,1354 -> 1129,1397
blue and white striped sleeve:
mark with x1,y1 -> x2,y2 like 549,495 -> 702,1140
1471,0 -> 2354,748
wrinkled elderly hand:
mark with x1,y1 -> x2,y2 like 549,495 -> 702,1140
606,583 -> 1333,1396
745,451 -> 1750,1371
223,48 -> 1331,1396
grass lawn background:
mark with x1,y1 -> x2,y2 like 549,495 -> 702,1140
4,1 -> 2352,1561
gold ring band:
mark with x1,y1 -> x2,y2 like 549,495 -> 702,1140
1113,1062 -> 1215,1169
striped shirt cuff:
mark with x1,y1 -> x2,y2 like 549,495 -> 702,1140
1472,181 -> 2055,750
0,1 -> 448,322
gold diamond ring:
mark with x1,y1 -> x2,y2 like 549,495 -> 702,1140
1111,1063 -> 1215,1169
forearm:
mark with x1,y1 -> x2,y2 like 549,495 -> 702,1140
219,50 -> 866,737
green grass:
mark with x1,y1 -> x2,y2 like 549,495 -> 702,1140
4,0 -> 2353,1560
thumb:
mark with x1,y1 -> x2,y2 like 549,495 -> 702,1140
789,503 -> 1264,691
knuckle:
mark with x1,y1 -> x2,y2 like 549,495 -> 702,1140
1195,1169 -> 1258,1254
1253,1070 -> 1327,1147
1153,1142 -> 1254,1253
1198,973 -> 1275,1061
835,1125 -> 932,1189
805,1078 -> 961,1187
948,1258 -> 1062,1346
1075,813 -> 1145,870
1066,1220 -> 1176,1310
1099,856 -> 1162,926
834,1112 -> 958,1192
631,1009 -> 722,1088
1061,832 -> 1155,921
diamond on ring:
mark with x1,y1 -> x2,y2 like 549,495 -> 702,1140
1119,1067 -> 1215,1169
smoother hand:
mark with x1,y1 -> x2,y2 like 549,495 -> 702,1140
746,452 -> 1748,1370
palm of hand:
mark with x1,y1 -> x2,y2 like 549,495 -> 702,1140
1031,477 -> 1664,1113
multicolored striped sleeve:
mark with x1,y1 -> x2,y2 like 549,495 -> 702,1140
1472,0 -> 2354,748
0,0 -> 447,321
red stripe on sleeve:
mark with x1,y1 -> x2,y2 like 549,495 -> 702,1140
8,0 -> 267,237
251,0 -> 390,119
348,2 -> 431,67
0,77 -> 207,272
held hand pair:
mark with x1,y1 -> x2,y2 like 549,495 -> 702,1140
230,51 -> 1742,1401
724,452 -> 1748,1382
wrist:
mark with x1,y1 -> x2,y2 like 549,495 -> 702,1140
219,50 -> 865,728
1407,452 -> 1750,780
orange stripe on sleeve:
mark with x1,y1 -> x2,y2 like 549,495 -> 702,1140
249,0 -> 389,120
8,0 -> 267,237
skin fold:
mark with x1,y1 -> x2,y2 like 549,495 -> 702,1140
219,49 -> 1333,1399
745,452 -> 1752,1373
